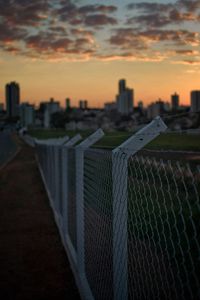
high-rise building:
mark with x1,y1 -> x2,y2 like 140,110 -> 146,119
79,100 -> 88,110
84,100 -> 88,109
191,91 -> 200,112
39,98 -> 60,128
116,79 -> 134,114
79,100 -> 84,109
171,93 -> 179,111
119,79 -> 126,94
20,103 -> 35,127
6,81 -> 20,117
66,98 -> 71,110
147,99 -> 165,120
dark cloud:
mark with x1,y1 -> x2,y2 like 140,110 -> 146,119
127,10 -> 198,27
127,1 -> 200,13
127,0 -> 200,28
0,23 -> 27,42
0,0 -> 116,60
23,30 -> 96,59
180,59 -> 200,65
141,29 -> 199,46
127,14 -> 170,27
169,9 -> 197,22
127,2 -> 174,12
178,0 -> 200,12
25,33 -> 63,52
49,26 -> 67,35
58,2 -> 117,26
0,0 -> 199,63
109,28 -> 199,50
84,14 -> 117,26
175,49 -> 198,55
78,4 -> 117,14
58,1 -> 78,21
109,28 -> 148,50
0,0 -> 50,26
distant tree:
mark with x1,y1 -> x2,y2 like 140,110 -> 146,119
51,112 -> 69,128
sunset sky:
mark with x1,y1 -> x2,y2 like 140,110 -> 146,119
0,0 -> 200,108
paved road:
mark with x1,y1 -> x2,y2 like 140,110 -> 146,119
0,131 -> 17,167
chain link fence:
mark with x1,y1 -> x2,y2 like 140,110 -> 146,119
34,121 -> 200,300
128,155 -> 200,300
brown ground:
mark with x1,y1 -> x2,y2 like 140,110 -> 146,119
0,136 -> 80,300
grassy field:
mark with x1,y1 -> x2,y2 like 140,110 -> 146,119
29,129 -> 200,151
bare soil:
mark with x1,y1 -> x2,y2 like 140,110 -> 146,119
0,136 -> 80,300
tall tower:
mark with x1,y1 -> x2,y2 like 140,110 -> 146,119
116,79 -> 134,114
6,81 -> 20,117
66,98 -> 71,110
119,79 -> 126,94
171,92 -> 179,111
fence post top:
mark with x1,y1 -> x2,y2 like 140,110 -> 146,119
35,135 -> 69,146
63,134 -> 82,147
112,116 -> 167,157
76,128 -> 104,149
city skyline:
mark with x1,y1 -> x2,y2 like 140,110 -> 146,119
0,0 -> 200,107
1,79 -> 195,110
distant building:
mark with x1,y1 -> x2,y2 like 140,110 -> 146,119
104,102 -> 116,111
48,98 -> 60,114
116,79 -> 134,115
191,91 -> 200,112
20,103 -> 35,127
138,101 -> 144,111
79,100 -> 88,110
119,79 -> 126,94
0,103 -> 4,111
44,107 -> 50,128
6,81 -> 20,117
40,98 -> 60,128
66,98 -> 70,110
84,100 -> 88,109
147,99 -> 165,119
171,93 -> 179,111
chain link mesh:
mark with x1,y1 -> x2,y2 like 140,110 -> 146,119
67,147 -> 77,251
36,140 -> 200,300
128,154 -> 200,300
84,148 -> 113,300
57,146 -> 63,215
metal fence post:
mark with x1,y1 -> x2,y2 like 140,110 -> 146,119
48,138 -> 69,227
76,129 -> 104,299
61,134 -> 82,238
112,116 -> 167,300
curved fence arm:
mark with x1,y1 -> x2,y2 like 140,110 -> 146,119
113,116 -> 167,157
63,134 -> 82,147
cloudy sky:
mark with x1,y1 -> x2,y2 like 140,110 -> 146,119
0,0 -> 200,107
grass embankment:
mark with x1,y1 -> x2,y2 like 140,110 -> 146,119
29,129 -> 200,152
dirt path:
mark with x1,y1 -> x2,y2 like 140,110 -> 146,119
0,137 -> 80,300
0,131 -> 18,168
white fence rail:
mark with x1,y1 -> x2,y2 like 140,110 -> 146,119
35,118 -> 200,300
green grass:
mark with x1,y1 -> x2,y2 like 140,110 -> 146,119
28,129 -> 200,151
146,133 -> 200,151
